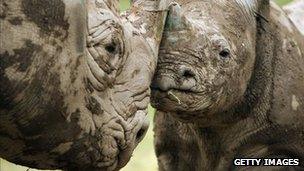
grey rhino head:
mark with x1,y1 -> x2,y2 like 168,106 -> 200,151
151,0 -> 260,122
0,0 -> 157,170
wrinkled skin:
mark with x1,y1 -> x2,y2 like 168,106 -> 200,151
151,0 -> 304,170
0,0 -> 168,170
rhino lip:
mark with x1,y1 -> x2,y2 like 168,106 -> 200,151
115,110 -> 149,170
151,86 -> 206,108
151,86 -> 197,94
92,137 -> 134,171
151,87 -> 188,105
116,147 -> 134,169
100,151 -> 130,171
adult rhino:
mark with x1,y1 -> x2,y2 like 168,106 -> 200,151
0,0 -> 169,170
151,0 -> 304,170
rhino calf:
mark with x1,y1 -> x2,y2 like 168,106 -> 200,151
0,0 -> 169,170
151,0 -> 304,170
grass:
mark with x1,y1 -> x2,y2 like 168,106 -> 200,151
120,0 -> 130,11
0,0 -> 294,171
275,0 -> 294,6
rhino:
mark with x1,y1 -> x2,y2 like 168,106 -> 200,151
151,0 -> 304,170
0,0 -> 169,170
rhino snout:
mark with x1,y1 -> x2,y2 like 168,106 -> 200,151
151,75 -> 176,91
66,110 -> 149,171
117,111 -> 149,168
151,65 -> 197,92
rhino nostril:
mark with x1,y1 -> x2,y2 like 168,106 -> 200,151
136,128 -> 146,141
179,66 -> 196,79
182,69 -> 195,78
135,118 -> 149,143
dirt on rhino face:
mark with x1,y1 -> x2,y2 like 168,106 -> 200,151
151,0 -> 257,122
0,0 -> 166,170
151,0 -> 304,170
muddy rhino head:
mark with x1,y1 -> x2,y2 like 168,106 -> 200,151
151,0 -> 263,123
0,0 -> 156,170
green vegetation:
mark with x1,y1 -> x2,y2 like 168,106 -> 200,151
275,0 -> 294,6
120,0 -> 130,11
0,0 -> 294,171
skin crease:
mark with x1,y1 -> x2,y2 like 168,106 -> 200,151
0,0 -> 169,170
151,0 -> 304,170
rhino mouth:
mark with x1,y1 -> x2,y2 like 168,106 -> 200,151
151,86 -> 196,93
94,146 -> 132,171
151,87 -> 195,109
151,85 -> 213,114
103,111 -> 149,170
151,87 -> 187,102
150,80 -> 202,104
64,109 -> 149,171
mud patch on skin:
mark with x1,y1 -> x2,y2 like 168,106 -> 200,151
86,96 -> 103,115
8,16 -> 23,25
0,39 -> 42,72
84,78 -> 94,94
0,76 -> 28,110
0,2 -> 8,19
0,40 -> 41,109
70,55 -> 82,84
292,95 -> 300,111
15,71 -> 81,160
21,0 -> 69,37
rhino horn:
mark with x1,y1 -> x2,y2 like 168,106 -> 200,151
165,2 -> 186,31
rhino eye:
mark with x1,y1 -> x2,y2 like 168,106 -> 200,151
219,48 -> 230,59
104,35 -> 124,58
105,42 -> 117,54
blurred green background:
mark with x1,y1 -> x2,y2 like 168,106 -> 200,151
0,0 -> 293,171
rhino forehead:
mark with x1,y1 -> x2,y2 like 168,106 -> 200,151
180,0 -> 258,34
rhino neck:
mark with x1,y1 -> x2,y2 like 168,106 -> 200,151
264,2 -> 304,129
